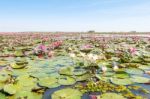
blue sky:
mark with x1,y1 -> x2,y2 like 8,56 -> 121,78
0,0 -> 150,32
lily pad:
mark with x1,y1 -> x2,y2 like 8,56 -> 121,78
58,76 -> 76,85
38,77 -> 60,88
3,84 -> 20,95
14,91 -> 42,99
0,61 -> 8,67
110,78 -> 133,85
73,69 -> 87,76
98,72 -> 114,77
51,88 -> 82,99
125,68 -> 144,75
75,74 -> 91,81
14,50 -> 24,57
130,76 -> 150,83
16,75 -> 38,91
97,93 -> 126,99
59,66 -> 74,76
114,73 -> 129,79
0,83 -> 5,90
96,74 -> 111,82
0,73 -> 10,83
0,93 -> 6,99
10,63 -> 26,69
138,65 -> 150,70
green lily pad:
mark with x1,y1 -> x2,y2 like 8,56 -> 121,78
30,72 -> 48,78
0,61 -> 8,67
10,63 -> 26,69
75,74 -> 91,81
130,76 -> 150,83
0,93 -> 6,99
3,84 -> 20,95
52,88 -> 82,99
38,77 -> 60,88
12,69 -> 29,76
110,78 -> 133,85
138,65 -> 150,70
58,76 -> 76,85
73,69 -> 87,76
16,75 -> 38,91
125,68 -> 144,75
114,73 -> 129,79
97,93 -> 126,99
96,74 -> 111,82
14,91 -> 42,99
59,66 -> 74,76
143,58 -> 150,62
14,50 -> 24,57
98,72 -> 114,77
0,73 -> 10,83
0,82 -> 5,90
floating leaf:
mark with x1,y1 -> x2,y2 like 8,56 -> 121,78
14,50 -> 24,57
3,84 -> 19,95
97,93 -> 126,99
0,82 -> 5,90
16,75 -> 38,91
110,78 -> 133,85
38,77 -> 60,88
75,74 -> 91,81
138,65 -> 150,70
0,73 -> 10,83
96,74 -> 111,82
58,76 -> 76,85
0,93 -> 6,99
0,61 -> 8,67
52,88 -> 82,99
10,63 -> 26,69
130,76 -> 150,83
14,91 -> 42,99
59,66 -> 74,76
114,73 -> 129,79
73,69 -> 87,76
125,68 -> 144,75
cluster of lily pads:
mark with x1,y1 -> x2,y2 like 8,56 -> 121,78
0,33 -> 150,99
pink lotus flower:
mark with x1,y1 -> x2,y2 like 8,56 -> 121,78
42,37 -> 49,42
38,44 -> 47,52
89,95 -> 97,99
129,47 -> 137,55
51,41 -> 63,49
81,44 -> 92,49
